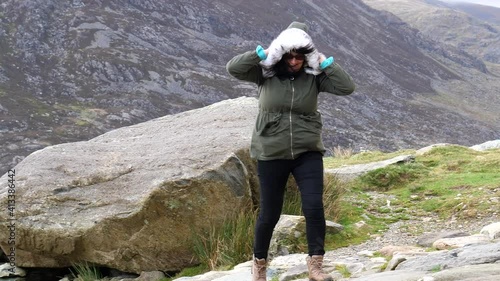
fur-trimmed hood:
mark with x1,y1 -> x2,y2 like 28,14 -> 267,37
259,22 -> 322,78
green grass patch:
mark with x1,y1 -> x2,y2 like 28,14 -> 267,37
431,264 -> 442,273
338,146 -> 500,218
356,162 -> 429,191
335,264 -> 352,278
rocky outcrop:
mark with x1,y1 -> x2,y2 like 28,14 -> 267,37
0,97 -> 259,274
325,155 -> 415,181
416,143 -> 452,156
470,140 -> 500,151
269,215 -> 344,258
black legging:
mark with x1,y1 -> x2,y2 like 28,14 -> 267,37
254,151 -> 326,259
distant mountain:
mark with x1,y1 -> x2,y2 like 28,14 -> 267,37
448,2 -> 500,25
0,0 -> 499,175
435,0 -> 500,25
363,0 -> 500,64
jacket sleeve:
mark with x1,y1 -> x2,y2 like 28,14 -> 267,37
316,63 -> 356,95
226,50 -> 264,84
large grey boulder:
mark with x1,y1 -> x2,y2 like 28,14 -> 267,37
0,97 -> 259,274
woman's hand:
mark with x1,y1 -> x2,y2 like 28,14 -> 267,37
318,53 -> 334,70
256,45 -> 269,60
319,53 -> 326,64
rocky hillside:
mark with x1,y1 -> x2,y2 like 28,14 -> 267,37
1,0 -> 499,175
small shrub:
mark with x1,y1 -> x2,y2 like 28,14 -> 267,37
192,208 -> 256,270
281,174 -> 348,222
323,174 -> 348,222
328,145 -> 354,159
70,262 -> 102,281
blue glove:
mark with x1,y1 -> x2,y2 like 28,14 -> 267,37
256,45 -> 267,60
320,56 -> 334,70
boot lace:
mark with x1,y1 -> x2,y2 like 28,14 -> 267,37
253,258 -> 267,280
255,262 -> 266,279
310,257 -> 325,275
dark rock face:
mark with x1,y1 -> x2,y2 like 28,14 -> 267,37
0,0 -> 499,175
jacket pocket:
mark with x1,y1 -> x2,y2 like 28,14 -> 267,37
298,112 -> 322,133
255,112 -> 283,136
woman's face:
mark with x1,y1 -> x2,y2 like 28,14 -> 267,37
284,51 -> 305,73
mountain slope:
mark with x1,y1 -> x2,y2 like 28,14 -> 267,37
362,0 -> 500,63
0,0 -> 498,175
442,1 -> 500,25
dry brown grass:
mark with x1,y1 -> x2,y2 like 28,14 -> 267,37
328,145 -> 354,159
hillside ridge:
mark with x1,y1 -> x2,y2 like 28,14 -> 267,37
0,0 -> 499,176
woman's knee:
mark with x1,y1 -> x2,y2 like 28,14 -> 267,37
301,193 -> 324,209
258,210 -> 282,225
302,206 -> 325,220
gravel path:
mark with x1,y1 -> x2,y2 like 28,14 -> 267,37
326,213 -> 499,259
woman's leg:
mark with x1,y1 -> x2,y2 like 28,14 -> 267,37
292,152 -> 326,256
253,159 -> 291,259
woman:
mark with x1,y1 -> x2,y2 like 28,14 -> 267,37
226,21 -> 355,281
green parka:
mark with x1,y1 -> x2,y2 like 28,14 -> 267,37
226,39 -> 355,160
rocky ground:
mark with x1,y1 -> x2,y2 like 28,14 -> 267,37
327,213 -> 499,261
1,214 -> 497,280
1,139 -> 498,280
172,213 -> 500,281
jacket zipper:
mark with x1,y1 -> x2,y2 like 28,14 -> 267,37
289,77 -> 295,159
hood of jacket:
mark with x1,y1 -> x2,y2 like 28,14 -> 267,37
287,21 -> 308,32
259,21 -> 321,78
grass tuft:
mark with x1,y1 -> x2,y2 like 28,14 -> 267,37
328,145 -> 354,159
70,262 -> 103,281
335,264 -> 352,278
192,208 -> 256,271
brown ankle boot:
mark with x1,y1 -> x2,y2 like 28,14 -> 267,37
252,256 -> 267,281
306,255 -> 333,281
